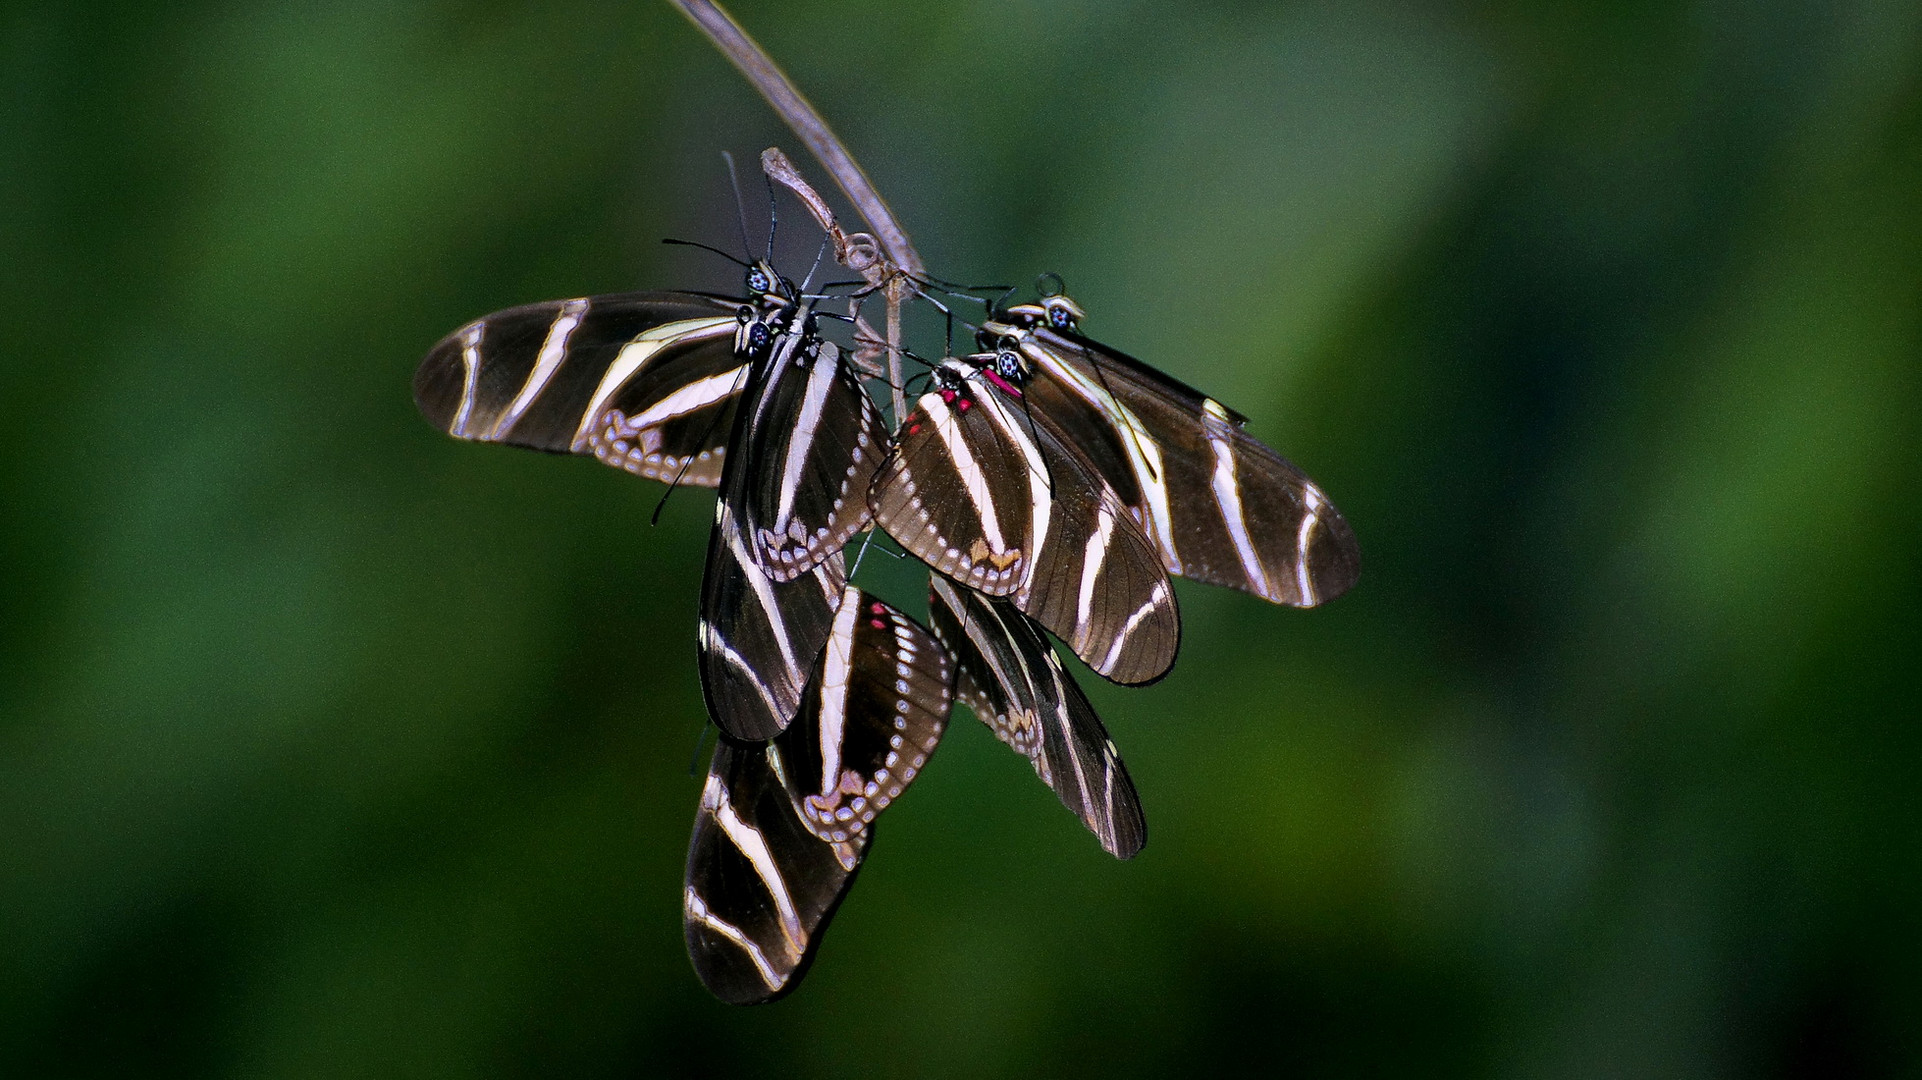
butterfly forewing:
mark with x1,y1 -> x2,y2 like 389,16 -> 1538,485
415,292 -> 747,486
738,338 -> 887,580
685,588 -> 954,1004
684,738 -> 868,1005
1010,325 -> 1361,606
927,578 -> 1145,859
872,361 -> 1178,685
698,500 -> 846,741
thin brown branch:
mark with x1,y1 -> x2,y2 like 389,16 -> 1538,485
669,0 -> 924,278
760,148 -> 909,422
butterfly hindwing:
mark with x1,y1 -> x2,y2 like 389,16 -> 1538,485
780,588 -> 954,845
927,577 -> 1146,860
871,360 -> 1178,685
415,292 -> 748,486
698,498 -> 847,741
685,587 -> 953,1004
738,338 -> 887,581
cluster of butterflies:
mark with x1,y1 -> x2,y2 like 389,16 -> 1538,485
412,219 -> 1360,1004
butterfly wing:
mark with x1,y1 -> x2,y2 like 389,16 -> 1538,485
927,577 -> 1145,859
685,588 -> 954,1004
698,497 -> 847,742
684,736 -> 868,1005
778,588 -> 954,846
737,338 -> 887,581
1014,327 -> 1361,606
415,291 -> 746,486
872,361 -> 1178,685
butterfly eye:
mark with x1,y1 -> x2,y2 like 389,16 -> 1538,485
995,350 -> 1025,381
1049,306 -> 1074,330
747,268 -> 771,294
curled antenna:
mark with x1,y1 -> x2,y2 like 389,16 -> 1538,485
663,237 -> 751,269
722,150 -> 755,259
1035,272 -> 1066,298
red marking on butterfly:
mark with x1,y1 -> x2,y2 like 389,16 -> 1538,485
982,369 -> 1022,398
939,388 -> 956,403
869,601 -> 886,614
869,618 -> 887,629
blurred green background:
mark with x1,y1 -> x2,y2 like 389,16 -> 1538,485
5,0 -> 1920,1075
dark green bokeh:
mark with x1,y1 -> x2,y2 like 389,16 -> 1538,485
5,1 -> 1919,1076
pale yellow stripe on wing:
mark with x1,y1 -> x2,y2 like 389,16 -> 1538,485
570,316 -> 736,452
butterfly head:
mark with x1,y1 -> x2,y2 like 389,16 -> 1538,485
734,305 -> 775,357
744,259 -> 796,305
1040,294 -> 1084,331
995,286 -> 1084,334
989,344 -> 1029,386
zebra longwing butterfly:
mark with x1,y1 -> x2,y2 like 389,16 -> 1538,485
413,280 -> 787,486
419,264 -> 888,738
698,297 -> 890,739
927,577 -> 1145,859
869,356 -> 1179,686
980,295 -> 1361,607
685,586 -> 953,1004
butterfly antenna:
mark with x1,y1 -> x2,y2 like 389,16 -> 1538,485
913,271 -> 1018,299
1019,391 -> 1059,499
650,365 -> 750,525
801,234 -> 830,293
686,718 -> 716,777
662,237 -> 750,269
763,170 -> 779,262
848,529 -> 907,579
1082,339 -> 1161,484
848,530 -> 876,579
722,151 -> 755,259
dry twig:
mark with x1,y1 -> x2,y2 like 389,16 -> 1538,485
668,0 -> 924,422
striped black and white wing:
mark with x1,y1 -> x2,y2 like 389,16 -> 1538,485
698,499 -> 846,741
735,337 -> 886,580
414,292 -> 747,486
698,330 -> 873,740
927,577 -> 1145,859
1003,322 -> 1361,607
870,359 -> 1179,685
684,735 -> 866,1005
779,588 -> 954,845
685,588 -> 953,1004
